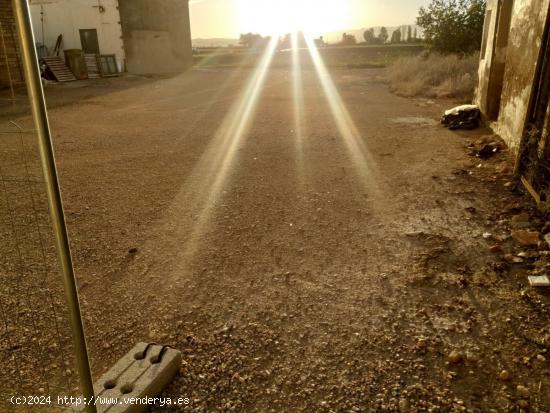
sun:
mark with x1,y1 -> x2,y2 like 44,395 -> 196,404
235,0 -> 350,37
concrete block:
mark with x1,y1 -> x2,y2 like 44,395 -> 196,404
528,275 -> 550,287
68,342 -> 181,413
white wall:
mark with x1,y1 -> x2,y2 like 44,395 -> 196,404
29,0 -> 125,70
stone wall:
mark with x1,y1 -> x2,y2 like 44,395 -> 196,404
476,0 -> 515,121
476,0 -> 500,118
477,0 -> 550,157
496,0 -> 550,154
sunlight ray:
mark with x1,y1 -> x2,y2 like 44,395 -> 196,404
169,37 -> 279,266
304,35 -> 382,193
193,47 -> 230,69
292,32 -> 306,184
193,40 -> 268,70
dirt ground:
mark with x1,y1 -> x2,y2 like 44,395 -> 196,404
2,66 -> 550,412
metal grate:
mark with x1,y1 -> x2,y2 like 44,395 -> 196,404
0,19 -> 25,106
0,121 -> 79,412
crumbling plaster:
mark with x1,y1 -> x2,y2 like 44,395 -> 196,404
495,0 -> 550,153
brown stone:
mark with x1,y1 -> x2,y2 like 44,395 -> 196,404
511,213 -> 532,229
511,230 -> 540,246
489,245 -> 502,253
517,384 -> 530,398
503,253 -> 523,263
499,370 -> 512,381
448,350 -> 464,364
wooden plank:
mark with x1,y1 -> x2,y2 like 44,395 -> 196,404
521,175 -> 542,206
43,56 -> 77,82
84,53 -> 101,78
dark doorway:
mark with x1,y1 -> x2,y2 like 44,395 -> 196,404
79,29 -> 100,54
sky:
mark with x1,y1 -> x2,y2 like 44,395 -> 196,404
189,0 -> 431,39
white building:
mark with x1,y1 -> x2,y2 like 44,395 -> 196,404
29,0 -> 125,71
28,0 -> 193,75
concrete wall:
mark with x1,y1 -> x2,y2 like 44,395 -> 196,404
476,0 -> 500,116
28,0 -> 125,70
476,0 -> 515,121
118,0 -> 193,75
494,0 -> 550,153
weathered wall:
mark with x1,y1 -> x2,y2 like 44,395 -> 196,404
476,0 -> 515,121
28,0 -> 125,70
0,0 -> 24,88
495,0 -> 550,153
118,0 -> 193,74
476,0 -> 499,115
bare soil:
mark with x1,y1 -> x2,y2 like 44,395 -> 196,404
2,67 -> 550,412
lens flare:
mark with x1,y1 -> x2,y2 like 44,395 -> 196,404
291,32 -> 306,184
154,37 -> 279,270
235,0 -> 350,36
304,35 -> 382,194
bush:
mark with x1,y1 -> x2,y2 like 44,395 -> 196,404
387,53 -> 479,101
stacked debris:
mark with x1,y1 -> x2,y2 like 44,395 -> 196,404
441,105 -> 481,130
486,202 -> 550,287
38,34 -> 119,83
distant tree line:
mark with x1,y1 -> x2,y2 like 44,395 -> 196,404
335,25 -> 422,47
239,33 -> 272,48
239,0 -> 486,53
239,32 -> 326,50
363,25 -> 421,45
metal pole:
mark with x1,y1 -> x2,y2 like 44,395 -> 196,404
11,2 -> 97,412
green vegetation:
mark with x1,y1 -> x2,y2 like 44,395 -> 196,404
391,29 -> 402,44
363,29 -> 376,44
341,33 -> 358,46
239,33 -> 271,48
417,0 -> 486,53
379,27 -> 389,44
388,0 -> 484,100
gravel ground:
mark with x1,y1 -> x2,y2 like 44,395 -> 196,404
1,67 -> 550,412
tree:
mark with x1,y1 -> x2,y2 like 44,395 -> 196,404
314,36 -> 326,48
407,25 -> 413,42
279,33 -> 291,50
341,33 -> 357,45
239,33 -> 265,48
279,32 -> 307,50
391,29 -> 402,44
363,28 -> 376,44
414,27 -> 418,41
417,0 -> 486,53
378,27 -> 389,44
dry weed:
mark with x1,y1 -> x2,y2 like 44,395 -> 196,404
387,53 -> 479,101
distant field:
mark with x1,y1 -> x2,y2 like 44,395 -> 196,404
193,44 -> 426,69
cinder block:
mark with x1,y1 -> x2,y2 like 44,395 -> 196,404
529,275 -> 550,287
68,342 -> 181,413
